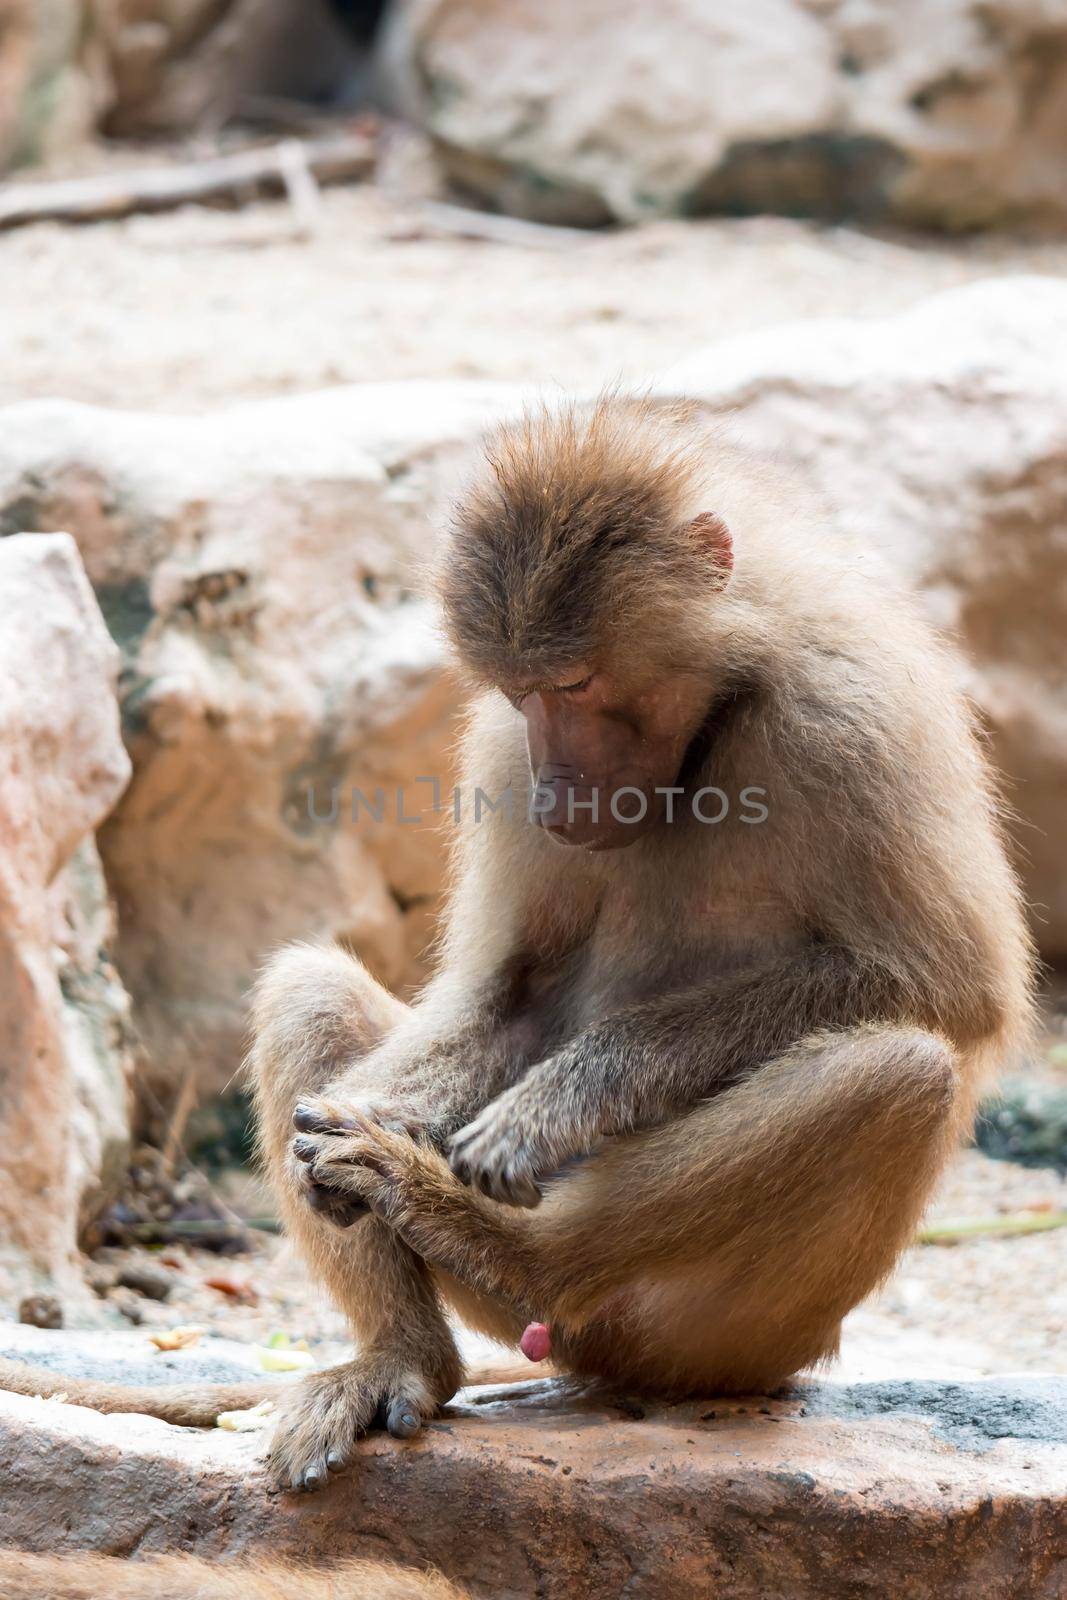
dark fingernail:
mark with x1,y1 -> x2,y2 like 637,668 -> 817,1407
303,1466 -> 321,1490
292,1135 -> 317,1162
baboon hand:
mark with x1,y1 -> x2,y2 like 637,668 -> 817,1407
447,1082 -> 585,1208
290,1093 -> 404,1228
294,1089 -> 432,1143
291,1108 -> 428,1232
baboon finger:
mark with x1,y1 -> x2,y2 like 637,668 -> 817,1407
306,1182 -> 367,1225
293,1102 -> 357,1134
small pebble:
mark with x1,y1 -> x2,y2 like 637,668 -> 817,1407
117,1263 -> 173,1301
85,1263 -> 117,1297
18,1293 -> 63,1330
110,1287 -> 144,1325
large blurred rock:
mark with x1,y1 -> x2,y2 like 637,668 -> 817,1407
0,386 -> 510,1102
0,0 -> 374,170
97,0 -> 371,137
658,275 -> 1067,957
0,0 -> 107,169
383,0 -> 1067,228
0,534 -> 133,1308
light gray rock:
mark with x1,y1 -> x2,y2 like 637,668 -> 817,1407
382,0 -> 1067,229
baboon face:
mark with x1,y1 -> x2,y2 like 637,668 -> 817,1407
441,402 -> 738,850
508,663 -> 710,850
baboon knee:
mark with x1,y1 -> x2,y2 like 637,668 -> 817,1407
894,1029 -> 956,1115
858,1027 -> 958,1148
248,941 -> 379,1103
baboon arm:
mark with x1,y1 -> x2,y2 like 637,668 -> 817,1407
447,943 -> 912,1192
316,992 -> 526,1139
303,1023 -> 957,1338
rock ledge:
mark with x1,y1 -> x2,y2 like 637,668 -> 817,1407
0,1331 -> 1063,1599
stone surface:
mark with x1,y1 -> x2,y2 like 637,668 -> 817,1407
97,0 -> 370,138
0,0 -> 370,169
0,0 -> 106,171
0,533 -> 133,1308
0,386 -> 510,1100
383,0 -> 1067,229
656,274 -> 1067,960
0,1326 -> 1063,1598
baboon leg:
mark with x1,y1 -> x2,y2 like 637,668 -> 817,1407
303,1025 -> 958,1395
248,942 -> 462,1491
547,1023 -> 962,1392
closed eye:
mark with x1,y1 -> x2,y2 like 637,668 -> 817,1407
505,672 -> 595,708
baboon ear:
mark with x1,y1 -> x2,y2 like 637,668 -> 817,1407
685,512 -> 733,589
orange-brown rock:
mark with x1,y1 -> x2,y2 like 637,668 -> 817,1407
0,1327 -> 1062,1599
0,386 -> 509,1100
0,534 -> 133,1309
0,0 -> 106,171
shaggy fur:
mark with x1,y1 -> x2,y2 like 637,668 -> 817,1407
437,399 -> 721,679
0,1550 -> 465,1599
247,398 -> 1033,1487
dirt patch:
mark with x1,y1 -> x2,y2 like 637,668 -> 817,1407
7,166 -> 1067,411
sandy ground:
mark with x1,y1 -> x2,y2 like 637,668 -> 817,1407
6,165 -> 1067,410
2,152 -> 1064,1377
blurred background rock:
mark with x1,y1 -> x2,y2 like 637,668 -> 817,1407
0,0 -> 1063,1360
0,0 -> 385,164
6,1 -> 1067,229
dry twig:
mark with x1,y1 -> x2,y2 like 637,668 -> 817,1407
0,133 -> 375,232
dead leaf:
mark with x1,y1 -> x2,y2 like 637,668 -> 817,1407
204,1275 -> 259,1304
149,1324 -> 206,1351
217,1398 -> 277,1432
255,1343 -> 315,1372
